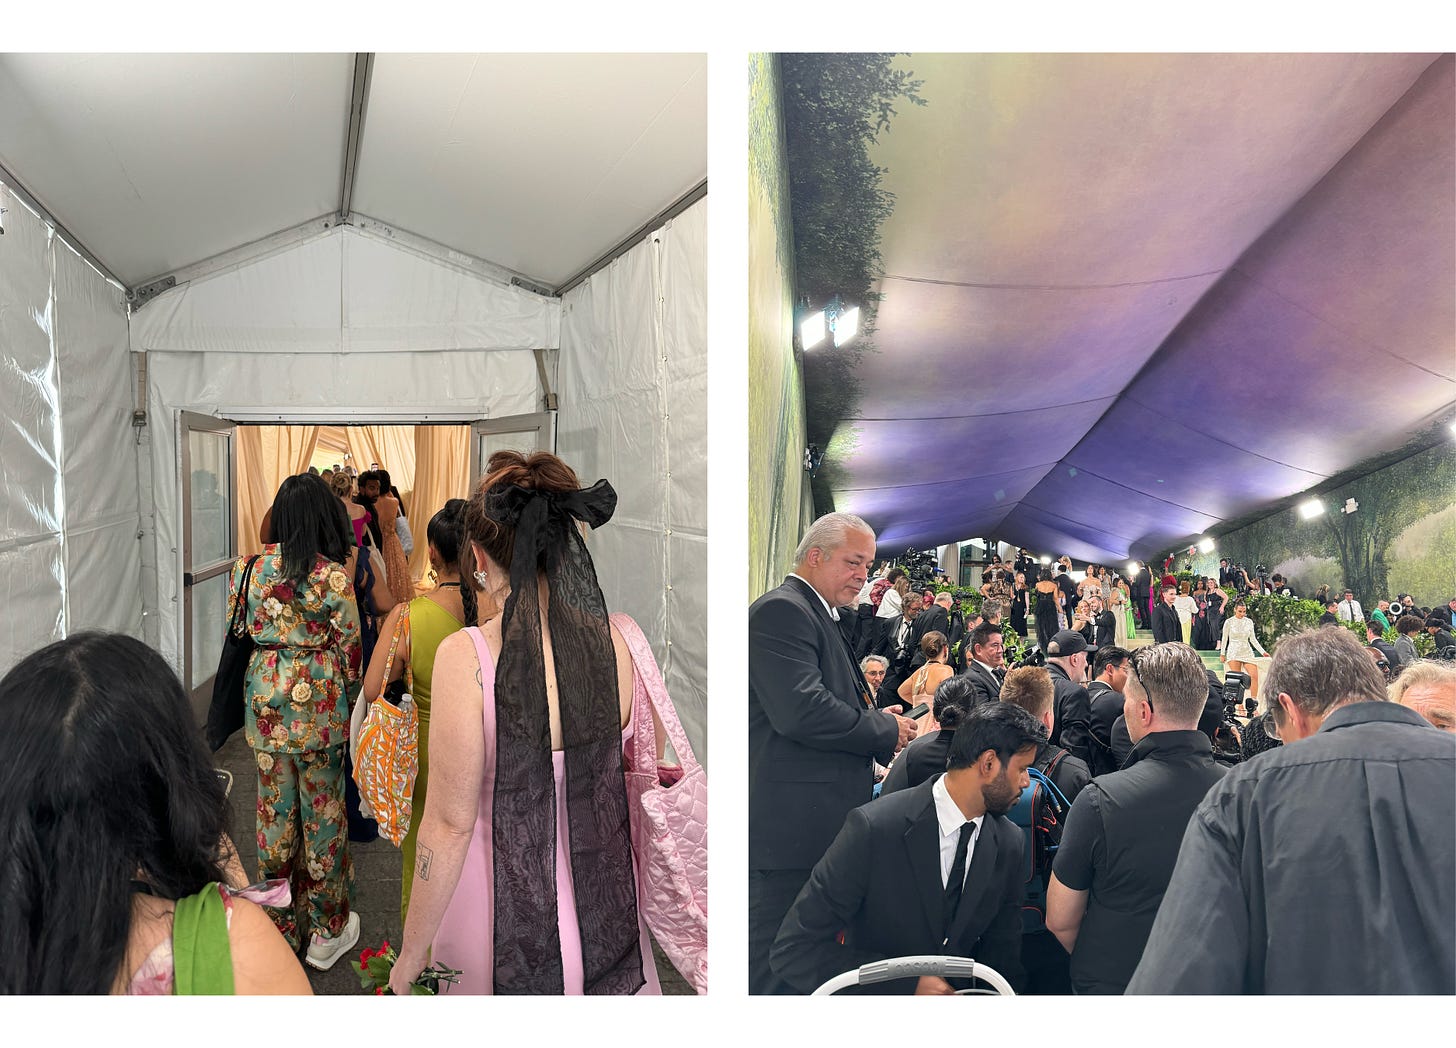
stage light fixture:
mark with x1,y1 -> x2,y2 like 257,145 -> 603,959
800,310 -> 826,349
1040,555 -> 1051,565
1126,561 -> 1139,575
832,306 -> 860,347
1198,537 -> 1215,553
1298,499 -> 1324,520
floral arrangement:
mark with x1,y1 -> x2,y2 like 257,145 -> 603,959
351,941 -> 462,995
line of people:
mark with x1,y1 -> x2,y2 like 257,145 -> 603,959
1,450 -> 687,994
749,512 -> 1456,995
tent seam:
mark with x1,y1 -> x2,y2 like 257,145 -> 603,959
46,229 -> 72,635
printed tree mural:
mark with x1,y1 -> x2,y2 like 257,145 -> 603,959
1319,445 -> 1456,601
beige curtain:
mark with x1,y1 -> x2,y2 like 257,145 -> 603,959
237,425 -> 321,556
344,426 -> 416,496
408,425 -> 471,583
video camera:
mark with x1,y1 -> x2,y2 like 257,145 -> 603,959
898,548 -> 940,589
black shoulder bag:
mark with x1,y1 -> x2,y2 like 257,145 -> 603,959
205,555 -> 260,752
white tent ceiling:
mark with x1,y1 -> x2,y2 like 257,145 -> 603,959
0,52 -> 706,291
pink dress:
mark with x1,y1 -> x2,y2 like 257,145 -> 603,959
431,626 -> 661,995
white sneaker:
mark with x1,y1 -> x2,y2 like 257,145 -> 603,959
305,910 -> 360,971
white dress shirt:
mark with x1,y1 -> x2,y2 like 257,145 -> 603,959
788,572 -> 839,621
876,587 -> 903,619
931,775 -> 983,890
1338,599 -> 1364,622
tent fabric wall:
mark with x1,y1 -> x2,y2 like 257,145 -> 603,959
130,226 -> 561,355
556,197 -> 708,765
0,189 -> 141,671
134,224 -> 556,674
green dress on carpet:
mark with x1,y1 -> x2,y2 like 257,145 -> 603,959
398,594 -> 466,924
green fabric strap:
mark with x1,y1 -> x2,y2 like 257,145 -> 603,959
172,883 -> 235,996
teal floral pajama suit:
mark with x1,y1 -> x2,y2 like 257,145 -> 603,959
230,545 -> 361,950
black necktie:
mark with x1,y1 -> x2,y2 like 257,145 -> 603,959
941,821 -> 976,941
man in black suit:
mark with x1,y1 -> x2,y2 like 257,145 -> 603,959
771,702 -> 1044,994
1090,595 -> 1117,650
961,621 -> 1005,706
1128,563 -> 1150,629
908,592 -> 954,668
749,513 -> 919,994
1151,584 -> 1182,645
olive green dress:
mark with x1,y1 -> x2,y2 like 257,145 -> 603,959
399,595 -> 466,923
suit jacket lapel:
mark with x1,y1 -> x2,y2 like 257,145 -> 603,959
904,790 -> 944,942
784,576 -> 870,707
948,819 -> 999,947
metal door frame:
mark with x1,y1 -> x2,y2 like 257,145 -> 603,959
178,410 -> 238,710
469,411 -> 557,484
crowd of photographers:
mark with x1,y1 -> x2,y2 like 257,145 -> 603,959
751,515 -> 1454,995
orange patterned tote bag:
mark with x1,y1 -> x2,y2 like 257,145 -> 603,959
354,605 -> 418,845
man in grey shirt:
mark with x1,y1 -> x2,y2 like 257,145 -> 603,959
1128,626 -> 1455,994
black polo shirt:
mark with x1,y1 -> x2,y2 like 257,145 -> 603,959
1051,729 -> 1226,994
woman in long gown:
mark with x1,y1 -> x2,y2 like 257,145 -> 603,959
1107,580 -> 1130,648
1205,577 -> 1228,650
389,451 -> 663,995
1033,569 -> 1062,654
1190,578 -> 1215,650
1009,571 -> 1030,639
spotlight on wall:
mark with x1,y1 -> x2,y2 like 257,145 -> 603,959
1126,561 -> 1140,575
1342,497 -> 1359,515
1198,537 -> 1215,554
1448,419 -> 1456,440
1040,555 -> 1051,565
1298,499 -> 1324,520
800,310 -> 826,350
799,295 -> 859,350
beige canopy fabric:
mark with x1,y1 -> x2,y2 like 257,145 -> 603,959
237,422 -> 468,582
343,425 -> 416,494
237,426 -> 320,556
407,426 -> 471,582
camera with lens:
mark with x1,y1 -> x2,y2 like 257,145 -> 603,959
1013,647 -> 1046,669
1221,669 -> 1252,721
899,548 -> 939,589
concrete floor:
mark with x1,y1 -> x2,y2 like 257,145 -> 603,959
216,732 -> 691,994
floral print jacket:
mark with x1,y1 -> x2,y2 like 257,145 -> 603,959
228,545 -> 361,754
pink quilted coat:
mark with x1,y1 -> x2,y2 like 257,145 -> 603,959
612,613 -> 708,994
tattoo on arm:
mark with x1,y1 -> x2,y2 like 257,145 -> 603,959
417,844 -> 433,881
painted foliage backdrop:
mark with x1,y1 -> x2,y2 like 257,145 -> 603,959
1170,441 -> 1456,606
748,53 -> 814,600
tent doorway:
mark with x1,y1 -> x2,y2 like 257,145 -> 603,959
178,410 -> 554,717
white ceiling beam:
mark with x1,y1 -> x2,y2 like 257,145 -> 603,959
338,53 -> 375,222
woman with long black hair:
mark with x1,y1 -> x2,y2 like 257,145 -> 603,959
234,472 -> 362,970
0,633 -> 310,994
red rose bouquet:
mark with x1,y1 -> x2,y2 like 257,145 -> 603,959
351,941 -> 462,995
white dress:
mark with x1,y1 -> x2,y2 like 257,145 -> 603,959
1221,616 -> 1268,663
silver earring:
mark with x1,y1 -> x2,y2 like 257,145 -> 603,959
474,569 -> 489,587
